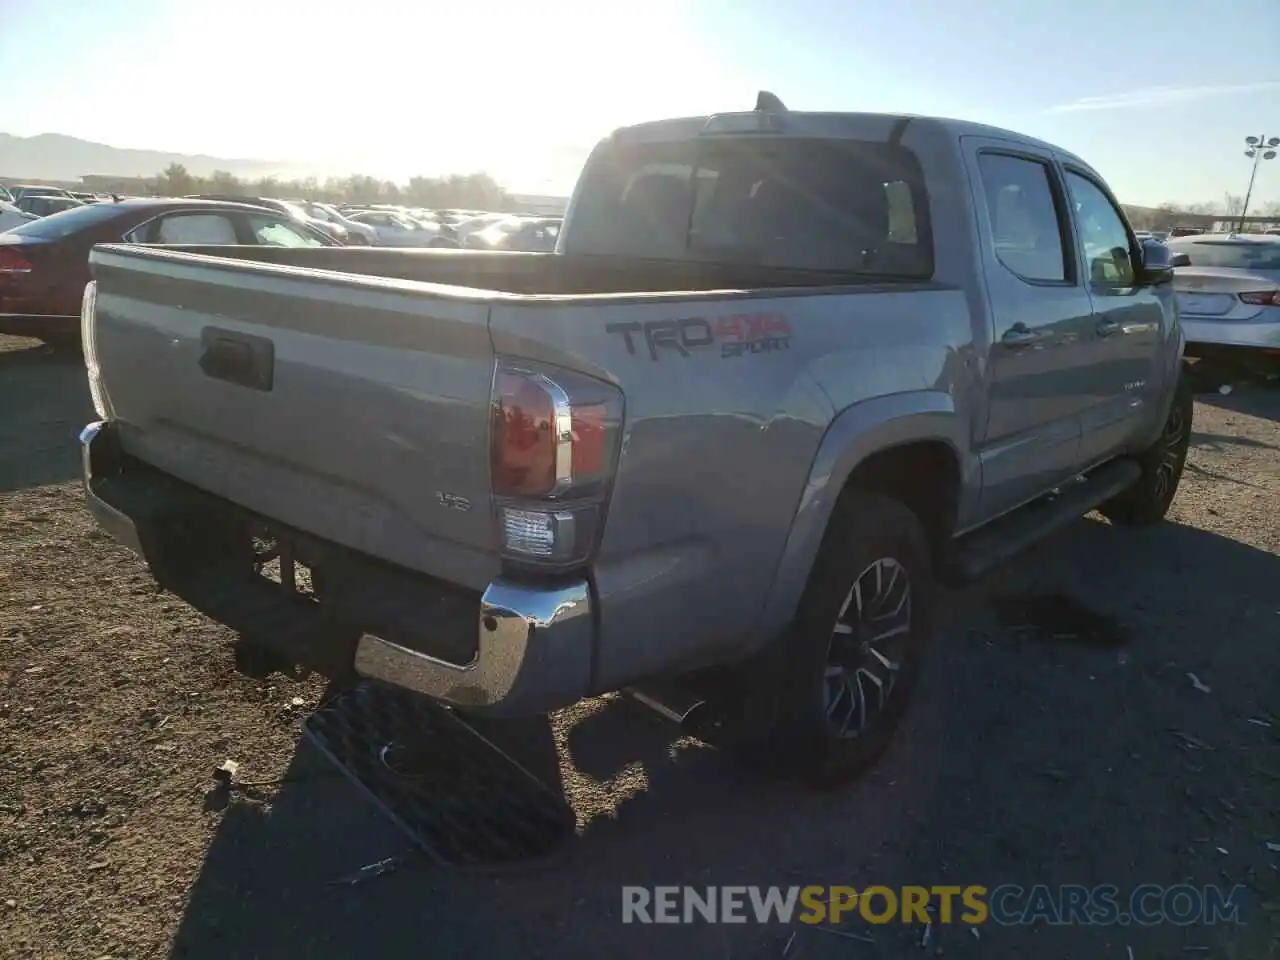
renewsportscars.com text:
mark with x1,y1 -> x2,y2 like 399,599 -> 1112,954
621,884 -> 1247,927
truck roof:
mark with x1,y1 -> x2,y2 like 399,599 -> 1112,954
611,110 -> 1095,175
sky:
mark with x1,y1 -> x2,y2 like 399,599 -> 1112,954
2,0 -> 1279,207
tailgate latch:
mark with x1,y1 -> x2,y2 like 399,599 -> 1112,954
198,326 -> 275,392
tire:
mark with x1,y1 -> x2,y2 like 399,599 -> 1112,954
731,492 -> 936,788
1099,369 -> 1193,526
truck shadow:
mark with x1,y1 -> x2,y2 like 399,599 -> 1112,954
0,340 -> 92,492
166,517 -> 1280,960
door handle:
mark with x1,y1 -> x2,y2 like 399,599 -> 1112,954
1096,318 -> 1121,337
1001,324 -> 1041,347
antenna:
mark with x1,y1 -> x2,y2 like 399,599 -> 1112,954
755,90 -> 787,112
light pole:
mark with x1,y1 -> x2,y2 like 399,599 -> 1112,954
1239,134 -> 1279,232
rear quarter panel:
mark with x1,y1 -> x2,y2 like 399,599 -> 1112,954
490,283 -> 977,690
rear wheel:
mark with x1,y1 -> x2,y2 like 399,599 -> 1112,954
731,493 -> 935,787
1099,369 -> 1193,526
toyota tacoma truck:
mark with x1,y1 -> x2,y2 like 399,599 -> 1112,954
78,94 -> 1191,785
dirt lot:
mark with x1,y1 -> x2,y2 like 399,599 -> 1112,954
1,334 -> 1277,960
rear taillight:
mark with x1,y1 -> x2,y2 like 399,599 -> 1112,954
81,281 -> 110,418
1238,290 -> 1280,306
0,247 -> 32,274
490,359 -> 623,568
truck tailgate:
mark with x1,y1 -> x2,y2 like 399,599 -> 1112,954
89,245 -> 500,590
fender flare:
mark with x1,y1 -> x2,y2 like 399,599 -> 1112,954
756,390 -> 971,644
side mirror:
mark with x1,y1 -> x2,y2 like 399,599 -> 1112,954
1137,237 -> 1176,285
1171,252 -> 1191,268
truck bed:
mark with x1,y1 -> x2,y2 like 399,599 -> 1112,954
115,244 -> 905,297
87,241 -> 967,694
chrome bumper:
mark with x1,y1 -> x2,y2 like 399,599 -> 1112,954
81,419 -> 597,718
353,579 -> 595,717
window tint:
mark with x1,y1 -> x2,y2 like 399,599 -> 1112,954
1065,172 -> 1135,285
155,214 -> 238,244
565,137 -> 933,276
976,153 -> 1067,283
1170,240 -> 1280,271
246,215 -> 323,247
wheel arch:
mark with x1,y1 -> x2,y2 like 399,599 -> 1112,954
756,391 -> 974,646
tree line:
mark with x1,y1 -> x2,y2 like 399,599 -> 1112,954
1125,193 -> 1280,231
140,164 -> 1280,226
147,163 -> 513,210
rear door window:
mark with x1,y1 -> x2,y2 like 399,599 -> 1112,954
565,136 -> 933,277
976,153 -> 1070,283
154,213 -> 239,244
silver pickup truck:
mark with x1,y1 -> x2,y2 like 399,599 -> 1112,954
79,95 -> 1191,785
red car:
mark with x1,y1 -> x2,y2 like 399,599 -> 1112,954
0,197 -> 337,349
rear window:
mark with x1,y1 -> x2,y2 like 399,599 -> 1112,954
7,202 -> 127,240
564,136 -> 932,277
1173,240 -> 1280,271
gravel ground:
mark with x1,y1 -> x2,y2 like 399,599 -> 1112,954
1,335 -> 1277,960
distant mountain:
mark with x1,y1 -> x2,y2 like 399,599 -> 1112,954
0,132 -> 297,183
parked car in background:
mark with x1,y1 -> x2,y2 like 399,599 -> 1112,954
16,194 -> 85,218
298,201 -> 377,245
452,212 -> 511,240
464,216 -> 561,252
186,195 -> 350,244
1169,234 -> 1280,365
10,185 -> 76,203
343,209 -> 457,247
0,200 -> 38,233
1168,226 -> 1205,238
0,197 -> 336,348
404,209 -> 460,244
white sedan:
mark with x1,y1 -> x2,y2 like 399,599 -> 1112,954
344,210 -> 452,247
0,200 -> 37,233
1169,234 -> 1280,364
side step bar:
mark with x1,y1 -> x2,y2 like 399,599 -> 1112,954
942,458 -> 1142,585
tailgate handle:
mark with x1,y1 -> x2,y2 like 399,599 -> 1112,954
199,327 -> 274,392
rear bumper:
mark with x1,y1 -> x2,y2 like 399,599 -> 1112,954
1182,316 -> 1280,352
80,420 -> 595,716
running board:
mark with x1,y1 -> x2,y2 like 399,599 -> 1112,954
941,459 -> 1141,585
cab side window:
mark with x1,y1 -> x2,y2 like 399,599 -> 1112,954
976,153 -> 1069,283
1065,172 -> 1135,286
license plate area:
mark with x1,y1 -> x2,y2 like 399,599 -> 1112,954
1176,292 -> 1233,317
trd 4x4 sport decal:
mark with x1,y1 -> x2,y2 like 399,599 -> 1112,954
606,312 -> 792,361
